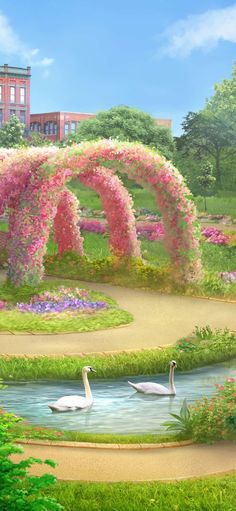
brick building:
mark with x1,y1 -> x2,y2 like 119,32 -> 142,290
30,111 -> 96,142
0,64 -> 31,131
0,64 -> 172,141
30,111 -> 172,142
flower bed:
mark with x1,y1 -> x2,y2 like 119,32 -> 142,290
0,286 -> 108,315
0,280 -> 132,332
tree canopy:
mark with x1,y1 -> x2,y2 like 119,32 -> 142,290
177,64 -> 236,190
64,105 -> 175,160
0,115 -> 26,148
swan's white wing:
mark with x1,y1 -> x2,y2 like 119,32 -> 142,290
50,395 -> 89,408
128,381 -> 170,394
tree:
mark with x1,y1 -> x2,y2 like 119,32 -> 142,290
197,161 -> 216,211
0,115 -> 26,148
27,131 -> 52,147
64,105 -> 176,160
177,109 -> 236,189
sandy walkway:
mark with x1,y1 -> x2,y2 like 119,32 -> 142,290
12,441 -> 236,481
0,280 -> 236,355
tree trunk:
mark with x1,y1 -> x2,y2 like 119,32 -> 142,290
215,150 -> 221,189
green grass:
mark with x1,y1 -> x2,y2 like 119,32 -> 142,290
195,195 -> 236,217
67,180 -> 236,217
0,279 -> 132,333
0,329 -> 235,381
46,474 -> 236,511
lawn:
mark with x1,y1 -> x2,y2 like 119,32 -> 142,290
67,179 -> 236,217
46,474 -> 236,511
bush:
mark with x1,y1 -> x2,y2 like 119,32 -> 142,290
44,252 -> 172,289
191,380 -> 236,443
0,411 -> 62,510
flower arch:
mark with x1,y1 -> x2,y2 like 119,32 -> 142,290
0,141 -> 202,286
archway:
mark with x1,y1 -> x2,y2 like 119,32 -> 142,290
0,141 -> 202,286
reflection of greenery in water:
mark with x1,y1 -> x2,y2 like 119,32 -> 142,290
0,361 -> 235,435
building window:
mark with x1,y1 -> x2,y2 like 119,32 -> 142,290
71,121 -> 76,132
19,111 -> 26,125
53,122 -> 58,135
44,122 -> 49,135
10,86 -> 15,103
9,109 -> 16,117
0,86 -> 2,102
0,109 -> 3,128
20,87 -> 25,105
64,122 -> 69,136
49,121 -> 53,135
38,123 -> 41,132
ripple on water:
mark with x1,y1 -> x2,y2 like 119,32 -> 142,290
0,360 -> 235,434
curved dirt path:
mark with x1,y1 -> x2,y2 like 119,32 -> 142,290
0,279 -> 236,354
12,441 -> 236,481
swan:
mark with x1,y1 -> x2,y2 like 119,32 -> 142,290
128,360 -> 177,395
48,366 -> 96,412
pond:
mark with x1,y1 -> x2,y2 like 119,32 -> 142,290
0,360 -> 235,435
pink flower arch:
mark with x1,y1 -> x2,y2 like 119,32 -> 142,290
0,141 -> 202,286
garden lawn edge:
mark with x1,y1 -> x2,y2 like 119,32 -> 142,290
18,438 -> 193,449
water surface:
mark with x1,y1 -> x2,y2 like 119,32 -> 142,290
1,360 -> 235,434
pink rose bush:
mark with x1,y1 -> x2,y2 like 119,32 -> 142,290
54,189 -> 84,255
0,140 -> 202,286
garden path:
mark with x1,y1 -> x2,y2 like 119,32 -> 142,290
12,441 -> 236,481
0,272 -> 236,354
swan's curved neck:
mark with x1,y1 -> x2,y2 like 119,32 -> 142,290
82,371 -> 92,399
169,366 -> 176,394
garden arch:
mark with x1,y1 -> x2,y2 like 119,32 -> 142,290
0,141 -> 202,286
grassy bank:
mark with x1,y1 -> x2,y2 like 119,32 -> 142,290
0,328 -> 235,381
46,474 -> 236,511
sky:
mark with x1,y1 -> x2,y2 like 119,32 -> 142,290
0,0 -> 235,135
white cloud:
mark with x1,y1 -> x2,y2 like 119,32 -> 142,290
0,11 -> 54,69
161,4 -> 236,57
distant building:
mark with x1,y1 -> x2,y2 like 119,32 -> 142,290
30,111 -> 96,142
30,112 -> 172,141
0,64 -> 31,131
0,64 -> 172,141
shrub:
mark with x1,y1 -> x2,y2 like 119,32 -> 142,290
0,411 -> 62,510
191,380 -> 236,443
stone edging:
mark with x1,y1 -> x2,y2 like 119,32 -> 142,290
18,438 -> 193,450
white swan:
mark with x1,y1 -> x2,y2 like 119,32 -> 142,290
128,360 -> 177,395
48,366 -> 96,412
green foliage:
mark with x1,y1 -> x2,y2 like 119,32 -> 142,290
200,272 -> 226,295
197,161 -> 216,211
0,115 -> 26,148
191,381 -> 236,443
177,63 -> 236,191
47,475 -> 236,511
63,105 -> 176,159
0,411 -> 62,510
162,399 -> 193,436
27,131 -> 52,147
0,328 -> 235,381
44,252 -> 172,290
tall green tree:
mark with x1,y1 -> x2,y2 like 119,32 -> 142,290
0,115 -> 26,148
64,105 -> 176,160
177,64 -> 236,190
177,109 -> 236,189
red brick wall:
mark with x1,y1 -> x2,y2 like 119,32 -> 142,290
0,65 -> 31,129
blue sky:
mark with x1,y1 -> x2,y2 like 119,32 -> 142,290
0,0 -> 235,134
